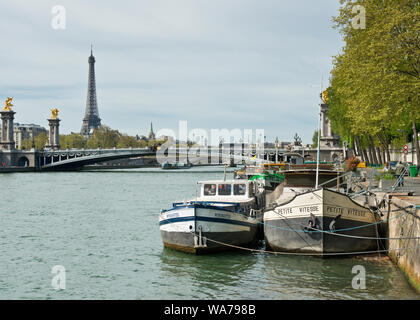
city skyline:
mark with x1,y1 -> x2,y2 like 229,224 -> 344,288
0,0 -> 343,143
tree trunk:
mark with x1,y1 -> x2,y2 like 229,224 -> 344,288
385,145 -> 391,163
376,147 -> 384,164
376,131 -> 390,164
375,147 -> 381,164
368,146 -> 374,164
358,136 -> 369,163
412,120 -> 420,166
362,147 -> 370,163
354,135 -> 361,158
368,135 -> 378,164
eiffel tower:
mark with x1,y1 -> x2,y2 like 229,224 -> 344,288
81,46 -> 101,136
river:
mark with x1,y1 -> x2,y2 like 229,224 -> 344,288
1,167 -> 418,299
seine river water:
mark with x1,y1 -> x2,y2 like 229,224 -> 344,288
1,167 -> 419,299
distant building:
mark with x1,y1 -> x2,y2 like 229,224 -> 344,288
81,47 -> 101,136
0,123 -> 47,149
157,135 -> 174,143
319,103 -> 340,148
148,122 -> 156,140
136,134 -> 148,142
278,142 -> 292,149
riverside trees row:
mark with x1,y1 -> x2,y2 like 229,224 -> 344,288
326,0 -> 419,164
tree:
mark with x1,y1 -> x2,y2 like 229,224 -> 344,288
329,0 -> 420,164
86,126 -> 120,149
21,132 -> 48,150
117,135 -> 141,148
85,125 -> 148,149
60,133 -> 85,149
34,132 -> 48,150
312,130 -> 319,148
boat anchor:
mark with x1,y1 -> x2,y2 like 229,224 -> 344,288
194,226 -> 207,248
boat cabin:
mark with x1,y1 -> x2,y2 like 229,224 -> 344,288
283,166 -> 342,189
198,180 -> 258,202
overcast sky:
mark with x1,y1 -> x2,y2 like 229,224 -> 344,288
0,0 -> 343,144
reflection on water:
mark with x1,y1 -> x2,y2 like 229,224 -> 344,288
160,249 -> 259,298
0,167 -> 419,299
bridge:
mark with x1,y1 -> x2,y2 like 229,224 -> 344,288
40,148 -> 155,170
37,146 -> 308,171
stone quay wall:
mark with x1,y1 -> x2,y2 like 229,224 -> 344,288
387,195 -> 420,292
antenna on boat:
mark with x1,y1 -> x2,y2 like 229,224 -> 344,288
315,76 -> 323,188
196,182 -> 198,200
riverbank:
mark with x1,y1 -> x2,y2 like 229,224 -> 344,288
0,167 -> 36,173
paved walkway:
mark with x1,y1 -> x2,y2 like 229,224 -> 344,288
395,176 -> 420,195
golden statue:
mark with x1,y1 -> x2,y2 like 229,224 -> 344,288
322,89 -> 328,103
3,97 -> 13,111
50,108 -> 59,119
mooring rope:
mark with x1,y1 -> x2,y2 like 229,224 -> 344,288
201,235 -> 420,257
160,198 -> 419,249
315,231 -> 420,241
236,207 -> 412,234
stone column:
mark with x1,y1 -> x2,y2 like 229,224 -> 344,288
327,118 -> 332,137
320,109 -> 326,138
47,118 -> 60,150
0,110 -> 16,150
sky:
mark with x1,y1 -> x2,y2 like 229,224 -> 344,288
0,0 -> 344,144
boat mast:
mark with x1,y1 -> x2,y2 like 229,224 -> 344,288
315,88 -> 322,188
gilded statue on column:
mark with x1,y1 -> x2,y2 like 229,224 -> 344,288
3,97 -> 13,111
321,90 -> 328,104
50,108 -> 60,119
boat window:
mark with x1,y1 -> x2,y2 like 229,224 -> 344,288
218,184 -> 232,196
203,184 -> 217,196
233,184 -> 246,196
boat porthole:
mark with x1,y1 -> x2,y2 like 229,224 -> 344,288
189,225 -> 193,230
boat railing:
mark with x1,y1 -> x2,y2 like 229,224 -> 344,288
390,164 -> 410,193
249,208 -> 262,217
317,171 -> 353,190
315,169 -> 377,202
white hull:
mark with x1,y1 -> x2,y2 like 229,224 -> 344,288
264,188 -> 381,254
160,203 -> 262,253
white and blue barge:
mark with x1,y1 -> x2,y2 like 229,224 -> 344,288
159,179 -> 265,254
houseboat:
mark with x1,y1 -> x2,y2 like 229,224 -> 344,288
263,166 -> 382,255
159,179 -> 265,254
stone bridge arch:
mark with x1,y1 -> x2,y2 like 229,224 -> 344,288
17,156 -> 30,167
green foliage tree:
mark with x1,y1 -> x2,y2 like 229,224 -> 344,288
328,0 -> 420,164
312,130 -> 319,148
21,132 -> 48,150
86,126 -> 121,149
20,138 -> 33,150
84,125 -> 151,149
22,126 -> 151,151
60,133 -> 85,149
117,134 -> 140,148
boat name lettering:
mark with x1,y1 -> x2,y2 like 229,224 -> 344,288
326,206 -> 343,214
299,206 -> 319,213
276,208 -> 293,215
346,208 -> 366,217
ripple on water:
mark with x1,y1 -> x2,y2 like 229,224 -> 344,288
1,169 -> 419,300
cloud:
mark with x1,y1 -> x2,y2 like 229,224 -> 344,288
0,0 -> 343,143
